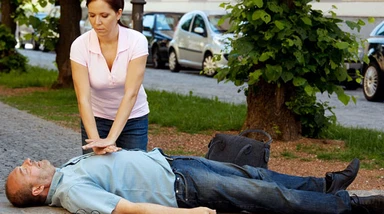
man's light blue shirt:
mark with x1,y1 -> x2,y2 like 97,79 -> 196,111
45,149 -> 178,214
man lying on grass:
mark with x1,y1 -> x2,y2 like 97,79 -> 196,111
5,147 -> 384,214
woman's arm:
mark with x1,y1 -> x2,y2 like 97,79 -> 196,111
82,55 -> 147,153
113,199 -> 216,214
71,60 -> 99,140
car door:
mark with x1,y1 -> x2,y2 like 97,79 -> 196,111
186,14 -> 208,67
176,13 -> 194,63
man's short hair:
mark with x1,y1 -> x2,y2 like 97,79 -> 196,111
5,175 -> 45,207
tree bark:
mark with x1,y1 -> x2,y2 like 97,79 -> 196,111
1,0 -> 17,34
243,80 -> 301,141
52,0 -> 81,89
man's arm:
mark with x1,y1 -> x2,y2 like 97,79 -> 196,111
113,198 -> 216,214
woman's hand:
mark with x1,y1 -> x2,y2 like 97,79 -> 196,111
83,138 -> 122,155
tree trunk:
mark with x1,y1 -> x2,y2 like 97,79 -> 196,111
1,0 -> 17,34
52,0 -> 81,89
243,80 -> 301,141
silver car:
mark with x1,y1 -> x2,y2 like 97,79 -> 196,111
168,10 -> 232,77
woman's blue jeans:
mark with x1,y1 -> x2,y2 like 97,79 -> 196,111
81,114 -> 148,154
170,156 -> 352,214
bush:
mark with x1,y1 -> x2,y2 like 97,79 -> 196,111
0,24 -> 27,73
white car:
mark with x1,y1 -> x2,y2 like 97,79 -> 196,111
168,10 -> 233,77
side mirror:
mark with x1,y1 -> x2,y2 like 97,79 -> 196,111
193,27 -> 204,34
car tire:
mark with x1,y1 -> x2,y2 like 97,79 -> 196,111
202,53 -> 216,77
32,39 -> 40,51
363,62 -> 384,101
168,49 -> 180,72
152,46 -> 165,69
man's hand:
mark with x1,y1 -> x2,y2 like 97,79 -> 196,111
83,138 -> 122,155
189,207 -> 216,213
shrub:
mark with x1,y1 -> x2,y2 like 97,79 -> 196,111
0,24 -> 27,73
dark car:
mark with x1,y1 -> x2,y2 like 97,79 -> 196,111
142,12 -> 184,69
362,21 -> 384,101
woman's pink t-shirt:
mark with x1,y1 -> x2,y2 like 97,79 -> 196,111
70,26 -> 149,120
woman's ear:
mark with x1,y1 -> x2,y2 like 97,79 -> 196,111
117,9 -> 123,21
31,185 -> 45,196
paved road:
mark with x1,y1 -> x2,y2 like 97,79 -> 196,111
18,49 -> 384,131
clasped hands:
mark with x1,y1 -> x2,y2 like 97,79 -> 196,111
82,138 -> 121,155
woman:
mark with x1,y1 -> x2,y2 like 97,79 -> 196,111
70,0 -> 149,155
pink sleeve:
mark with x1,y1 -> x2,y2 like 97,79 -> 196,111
130,32 -> 149,61
70,35 -> 88,67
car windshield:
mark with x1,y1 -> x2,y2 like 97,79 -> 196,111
156,14 -> 181,31
208,14 -> 230,33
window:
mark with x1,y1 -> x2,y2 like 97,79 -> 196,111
180,13 -> 193,32
143,14 -> 155,30
192,15 -> 206,35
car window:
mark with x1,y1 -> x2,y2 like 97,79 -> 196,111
208,15 -> 230,33
155,14 -> 180,31
180,13 -> 193,32
374,24 -> 384,36
143,14 -> 155,30
192,15 -> 206,35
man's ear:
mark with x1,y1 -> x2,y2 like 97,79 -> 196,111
31,185 -> 45,196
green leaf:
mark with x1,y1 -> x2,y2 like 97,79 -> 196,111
259,51 -> 273,62
274,20 -> 285,30
254,0 -> 264,8
334,86 -> 350,105
293,77 -> 307,86
304,85 -> 314,95
252,10 -> 271,23
294,51 -> 304,64
336,42 -> 349,50
248,69 -> 263,85
368,17 -> 375,23
301,17 -> 312,26
281,72 -> 294,83
265,65 -> 282,82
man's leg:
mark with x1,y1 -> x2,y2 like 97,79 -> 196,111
171,156 -> 352,214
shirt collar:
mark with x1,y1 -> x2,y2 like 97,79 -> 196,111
89,25 -> 130,54
45,169 -> 63,205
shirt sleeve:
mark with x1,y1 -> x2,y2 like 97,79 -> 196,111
70,35 -> 88,67
62,183 -> 121,214
130,31 -> 149,61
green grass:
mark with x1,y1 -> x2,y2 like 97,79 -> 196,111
0,66 -> 57,88
0,66 -> 383,168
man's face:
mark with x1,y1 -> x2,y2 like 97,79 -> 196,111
8,158 -> 56,189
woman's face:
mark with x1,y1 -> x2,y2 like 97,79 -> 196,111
88,0 -> 122,36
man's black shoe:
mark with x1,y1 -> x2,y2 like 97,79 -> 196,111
325,158 -> 360,194
350,195 -> 384,214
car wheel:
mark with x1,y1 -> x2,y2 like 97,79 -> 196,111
168,49 -> 180,72
363,62 -> 384,101
152,46 -> 165,69
202,53 -> 216,77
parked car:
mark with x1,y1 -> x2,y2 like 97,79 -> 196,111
15,12 -> 48,50
168,10 -> 233,77
362,21 -> 384,101
142,12 -> 184,69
